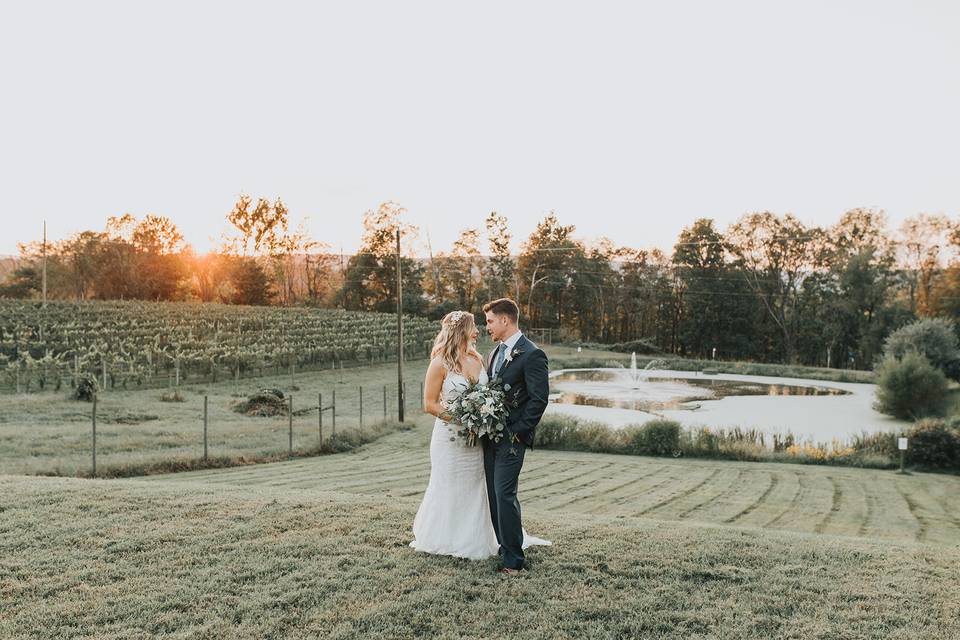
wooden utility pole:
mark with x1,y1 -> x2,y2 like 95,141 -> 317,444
42,220 -> 47,308
396,229 -> 405,422
426,229 -> 441,297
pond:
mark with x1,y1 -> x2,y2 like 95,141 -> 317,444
545,368 -> 908,443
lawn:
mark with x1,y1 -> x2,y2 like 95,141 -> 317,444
2,470 -> 958,639
152,422 -> 960,546
0,357 -> 435,477
5,380 -> 959,639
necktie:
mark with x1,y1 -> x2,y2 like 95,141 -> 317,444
492,343 -> 506,378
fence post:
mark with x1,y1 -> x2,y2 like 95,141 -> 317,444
332,389 -> 336,434
359,386 -> 364,429
91,393 -> 97,478
318,392 -> 323,446
383,385 -> 387,420
288,395 -> 294,455
420,381 -> 424,409
203,395 -> 208,462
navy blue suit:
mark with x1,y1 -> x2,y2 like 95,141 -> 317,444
482,334 -> 550,569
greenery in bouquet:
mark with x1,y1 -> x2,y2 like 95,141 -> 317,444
447,380 -> 509,446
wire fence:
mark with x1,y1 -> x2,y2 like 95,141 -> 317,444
82,381 -> 426,478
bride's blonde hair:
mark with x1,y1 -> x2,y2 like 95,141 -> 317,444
431,311 -> 482,375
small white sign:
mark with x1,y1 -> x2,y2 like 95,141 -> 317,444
898,438 -> 908,451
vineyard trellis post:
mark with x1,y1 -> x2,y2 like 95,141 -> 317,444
91,393 -> 97,478
288,395 -> 294,456
203,395 -> 208,462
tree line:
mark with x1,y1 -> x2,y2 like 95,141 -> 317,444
3,198 -> 958,369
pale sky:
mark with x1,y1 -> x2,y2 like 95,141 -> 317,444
1,1 -> 958,256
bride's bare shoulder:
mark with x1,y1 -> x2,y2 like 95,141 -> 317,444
426,357 -> 447,376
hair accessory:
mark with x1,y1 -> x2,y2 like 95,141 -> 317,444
445,310 -> 467,326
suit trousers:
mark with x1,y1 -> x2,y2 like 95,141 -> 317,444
483,435 -> 526,569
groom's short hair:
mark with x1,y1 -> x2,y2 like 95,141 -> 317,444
483,298 -> 520,324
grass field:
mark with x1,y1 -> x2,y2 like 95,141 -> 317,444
5,393 -> 960,638
3,460 -> 958,638
151,420 -> 960,546
0,357 -> 435,477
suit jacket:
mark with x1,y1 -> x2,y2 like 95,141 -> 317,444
487,334 -> 550,448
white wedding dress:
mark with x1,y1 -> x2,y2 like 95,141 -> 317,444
409,368 -> 551,560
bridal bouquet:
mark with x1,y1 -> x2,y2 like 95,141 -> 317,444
446,380 -> 509,446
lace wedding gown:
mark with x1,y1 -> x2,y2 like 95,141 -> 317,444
409,369 -> 551,560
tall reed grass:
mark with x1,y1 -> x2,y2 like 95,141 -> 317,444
534,414 -> 958,471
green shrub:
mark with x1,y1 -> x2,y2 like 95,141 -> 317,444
883,317 -> 960,381
536,415 -> 622,452
535,414 -> 583,448
625,419 -> 681,455
874,353 -> 949,420
906,419 -> 960,471
74,374 -> 99,402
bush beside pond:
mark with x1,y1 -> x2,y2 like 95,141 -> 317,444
536,414 -> 960,473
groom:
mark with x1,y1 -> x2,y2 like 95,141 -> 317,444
482,298 -> 550,574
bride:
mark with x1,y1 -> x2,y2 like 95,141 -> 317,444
409,310 -> 550,561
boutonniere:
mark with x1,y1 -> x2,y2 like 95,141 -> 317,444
504,347 -> 524,364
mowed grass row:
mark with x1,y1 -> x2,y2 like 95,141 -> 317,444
3,474 -> 958,640
149,424 -> 960,546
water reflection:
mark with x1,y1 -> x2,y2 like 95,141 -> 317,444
550,369 -> 848,413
